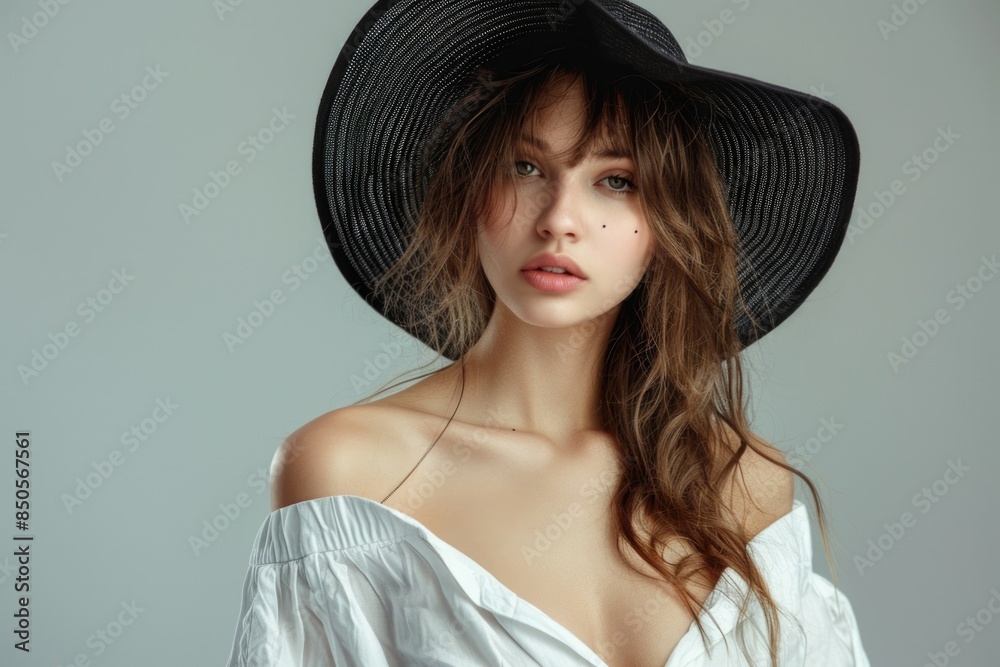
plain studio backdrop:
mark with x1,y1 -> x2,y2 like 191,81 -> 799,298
1,0 -> 998,665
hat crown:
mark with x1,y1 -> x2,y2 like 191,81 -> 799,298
314,0 -> 862,357
449,1 -> 691,74
588,0 -> 689,63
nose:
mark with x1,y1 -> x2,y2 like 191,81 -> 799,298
528,179 -> 583,240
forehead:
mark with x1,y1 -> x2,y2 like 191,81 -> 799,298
517,129 -> 631,162
515,74 -> 633,161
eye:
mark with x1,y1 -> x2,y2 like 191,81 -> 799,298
513,160 -> 637,196
513,160 -> 538,177
603,174 -> 637,195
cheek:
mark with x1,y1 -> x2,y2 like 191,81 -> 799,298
478,199 -> 524,265
631,216 -> 655,266
601,221 -> 654,289
477,219 -> 513,282
479,190 -> 514,244
639,233 -> 655,272
608,219 -> 652,263
477,219 -> 505,266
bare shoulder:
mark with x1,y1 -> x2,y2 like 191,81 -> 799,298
711,420 -> 795,539
269,403 -> 412,512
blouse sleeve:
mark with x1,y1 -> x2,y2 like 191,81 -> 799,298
225,557 -> 392,667
797,571 -> 872,666
226,560 -> 330,667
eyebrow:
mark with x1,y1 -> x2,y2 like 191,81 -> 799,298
518,132 -> 631,161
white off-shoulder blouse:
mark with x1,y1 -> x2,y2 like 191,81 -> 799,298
225,494 -> 871,666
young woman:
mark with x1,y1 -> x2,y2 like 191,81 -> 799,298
227,1 -> 869,665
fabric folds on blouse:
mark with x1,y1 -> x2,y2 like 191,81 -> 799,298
225,495 -> 871,666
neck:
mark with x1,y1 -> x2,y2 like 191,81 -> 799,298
446,300 -> 620,450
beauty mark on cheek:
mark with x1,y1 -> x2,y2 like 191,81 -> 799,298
599,224 -> 640,234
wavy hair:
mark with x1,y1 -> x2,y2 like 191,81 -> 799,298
353,53 -> 841,666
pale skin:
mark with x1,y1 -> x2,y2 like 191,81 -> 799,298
271,73 -> 794,667
464,72 -> 655,453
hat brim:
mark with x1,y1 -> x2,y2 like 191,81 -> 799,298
312,0 -> 861,359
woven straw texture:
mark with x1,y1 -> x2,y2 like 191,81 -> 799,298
313,0 -> 861,358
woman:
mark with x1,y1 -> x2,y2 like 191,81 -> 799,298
227,1 -> 869,665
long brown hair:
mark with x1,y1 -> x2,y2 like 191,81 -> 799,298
354,54 -> 841,666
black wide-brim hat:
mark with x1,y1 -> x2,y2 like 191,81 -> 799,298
312,0 -> 861,359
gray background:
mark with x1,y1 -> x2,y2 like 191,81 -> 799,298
2,0 -> 997,665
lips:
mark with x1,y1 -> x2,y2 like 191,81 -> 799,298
520,252 -> 587,279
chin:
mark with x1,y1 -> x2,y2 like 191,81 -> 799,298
503,295 -> 617,329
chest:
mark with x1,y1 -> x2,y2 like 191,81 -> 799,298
383,429 -> 719,667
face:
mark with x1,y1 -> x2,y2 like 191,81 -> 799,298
477,75 -> 656,330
